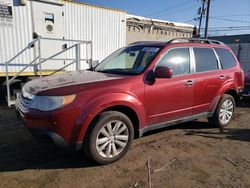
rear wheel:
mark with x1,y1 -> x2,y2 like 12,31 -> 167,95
208,94 -> 235,128
85,111 -> 134,164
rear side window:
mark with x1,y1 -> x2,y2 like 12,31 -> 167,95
157,48 -> 190,76
215,48 -> 237,69
194,48 -> 218,73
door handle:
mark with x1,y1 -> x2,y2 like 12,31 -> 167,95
219,75 -> 225,80
185,80 -> 194,86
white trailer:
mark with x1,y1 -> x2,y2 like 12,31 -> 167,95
0,0 -> 126,106
0,0 -> 126,76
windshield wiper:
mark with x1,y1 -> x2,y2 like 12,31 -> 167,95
95,69 -> 110,73
96,69 -> 139,75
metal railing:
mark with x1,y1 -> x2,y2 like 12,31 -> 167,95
5,36 -> 92,106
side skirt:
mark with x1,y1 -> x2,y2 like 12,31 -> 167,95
139,112 -> 212,137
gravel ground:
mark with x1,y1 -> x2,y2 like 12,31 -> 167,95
0,100 -> 250,188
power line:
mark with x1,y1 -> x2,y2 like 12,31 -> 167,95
212,13 -> 250,18
144,0 -> 191,17
210,16 -> 250,24
200,26 -> 250,31
184,18 -> 197,23
204,28 -> 250,32
201,26 -> 250,29
203,25 -> 250,29
156,4 -> 199,18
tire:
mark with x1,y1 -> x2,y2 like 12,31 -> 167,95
85,111 -> 134,164
208,94 -> 235,128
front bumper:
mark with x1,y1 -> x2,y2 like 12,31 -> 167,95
16,107 -> 69,148
15,94 -> 83,150
16,108 -> 83,150
29,128 -> 70,148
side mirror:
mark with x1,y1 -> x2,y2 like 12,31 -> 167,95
154,66 -> 173,78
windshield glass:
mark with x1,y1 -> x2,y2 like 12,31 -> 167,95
95,46 -> 161,75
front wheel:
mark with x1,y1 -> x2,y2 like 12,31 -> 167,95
208,94 -> 235,128
85,111 -> 134,164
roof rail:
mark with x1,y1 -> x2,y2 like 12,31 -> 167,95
168,38 -> 226,46
129,41 -> 166,45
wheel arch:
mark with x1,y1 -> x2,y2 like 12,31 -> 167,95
224,89 -> 239,106
209,88 -> 239,115
79,104 -> 141,152
100,105 -> 140,138
75,93 -> 146,148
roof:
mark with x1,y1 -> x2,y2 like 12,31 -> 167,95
126,14 -> 194,28
62,0 -> 127,13
209,34 -> 250,44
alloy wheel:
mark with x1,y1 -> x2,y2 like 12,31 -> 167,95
219,99 -> 234,124
96,120 -> 129,158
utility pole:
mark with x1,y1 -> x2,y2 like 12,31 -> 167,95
198,0 -> 205,37
204,0 -> 211,38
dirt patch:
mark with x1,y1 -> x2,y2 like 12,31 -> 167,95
0,100 -> 250,188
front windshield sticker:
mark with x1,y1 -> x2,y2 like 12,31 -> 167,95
141,47 -> 160,52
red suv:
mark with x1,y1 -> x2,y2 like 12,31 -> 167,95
16,38 -> 244,164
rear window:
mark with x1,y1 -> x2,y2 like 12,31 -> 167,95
215,48 -> 237,69
193,48 -> 218,73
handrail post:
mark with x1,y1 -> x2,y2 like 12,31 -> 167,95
75,43 -> 80,70
5,62 -> 11,107
38,36 -> 42,77
90,41 -> 93,68
86,42 -> 88,69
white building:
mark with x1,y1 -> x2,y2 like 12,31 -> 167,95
126,14 -> 194,45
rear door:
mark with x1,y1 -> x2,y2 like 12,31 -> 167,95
145,47 -> 194,125
192,47 -> 225,114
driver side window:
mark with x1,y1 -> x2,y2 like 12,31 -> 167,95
157,48 -> 190,76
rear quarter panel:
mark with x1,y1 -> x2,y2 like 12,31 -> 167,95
208,69 -> 239,113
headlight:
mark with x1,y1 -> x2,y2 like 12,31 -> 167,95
29,95 -> 76,111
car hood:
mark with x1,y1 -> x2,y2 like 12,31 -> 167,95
23,70 -> 124,95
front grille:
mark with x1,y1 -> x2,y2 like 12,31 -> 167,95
17,94 -> 31,111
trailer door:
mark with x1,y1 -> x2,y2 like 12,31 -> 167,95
32,1 -> 65,71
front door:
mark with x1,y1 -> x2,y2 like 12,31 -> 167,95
145,47 -> 194,125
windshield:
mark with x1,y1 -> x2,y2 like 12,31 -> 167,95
95,46 -> 161,75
